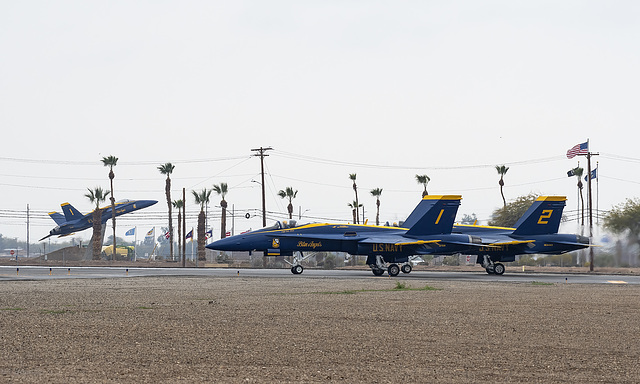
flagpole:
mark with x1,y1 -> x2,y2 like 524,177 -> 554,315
134,226 -> 137,262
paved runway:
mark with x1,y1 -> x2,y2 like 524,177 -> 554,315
1,266 -> 638,284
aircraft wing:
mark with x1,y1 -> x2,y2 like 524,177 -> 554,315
359,236 -> 441,246
487,240 -> 536,246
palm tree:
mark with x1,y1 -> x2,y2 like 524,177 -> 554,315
495,165 -> 510,208
158,163 -> 175,260
278,187 -> 298,220
572,167 -> 585,226
370,188 -> 383,226
349,173 -> 359,223
415,174 -> 430,197
85,187 -> 110,260
192,188 -> 212,262
101,155 -> 118,261
348,200 -> 362,224
172,199 -> 183,264
213,183 -> 229,239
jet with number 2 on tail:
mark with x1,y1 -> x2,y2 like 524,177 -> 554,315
40,199 -> 157,241
453,196 -> 591,275
207,195 -> 484,276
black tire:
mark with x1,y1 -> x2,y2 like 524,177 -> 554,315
388,264 -> 400,277
293,265 -> 304,274
493,263 -> 505,275
291,266 -> 296,274
485,266 -> 495,274
372,268 -> 385,276
401,264 -> 412,274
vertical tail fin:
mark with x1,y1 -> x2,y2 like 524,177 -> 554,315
61,203 -> 83,221
512,196 -> 566,236
403,195 -> 462,236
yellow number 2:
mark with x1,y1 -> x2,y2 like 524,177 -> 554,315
537,210 -> 553,225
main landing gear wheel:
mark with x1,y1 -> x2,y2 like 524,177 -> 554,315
485,265 -> 495,275
372,268 -> 385,276
291,265 -> 304,274
401,264 -> 412,274
388,264 -> 400,277
493,263 -> 505,275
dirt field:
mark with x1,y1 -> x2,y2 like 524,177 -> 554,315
1,276 -> 639,383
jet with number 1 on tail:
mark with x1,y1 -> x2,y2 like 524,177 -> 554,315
453,196 -> 591,275
207,195 -> 484,276
40,199 -> 157,241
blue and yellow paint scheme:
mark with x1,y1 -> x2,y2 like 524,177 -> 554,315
40,199 -> 157,241
453,196 -> 591,274
207,195 -> 483,276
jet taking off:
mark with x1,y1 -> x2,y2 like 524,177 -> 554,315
40,199 -> 157,241
207,195 -> 483,276
453,196 -> 591,275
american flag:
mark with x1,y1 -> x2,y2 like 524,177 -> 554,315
164,231 -> 170,239
566,141 -> 588,159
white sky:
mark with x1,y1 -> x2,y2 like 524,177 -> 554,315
1,1 -> 639,244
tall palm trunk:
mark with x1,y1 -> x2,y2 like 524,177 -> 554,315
287,203 -> 293,220
91,208 -> 103,260
499,178 -> 506,207
197,210 -> 206,261
375,199 -> 380,226
220,200 -> 227,239
109,171 -> 116,261
165,177 -> 173,260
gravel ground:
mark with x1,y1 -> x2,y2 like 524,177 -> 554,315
1,276 -> 639,383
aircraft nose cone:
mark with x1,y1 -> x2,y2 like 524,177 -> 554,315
206,236 -> 244,251
577,235 -> 591,245
139,200 -> 158,208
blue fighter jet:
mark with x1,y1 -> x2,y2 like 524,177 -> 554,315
207,195 -> 483,276
40,199 -> 157,241
453,196 -> 591,275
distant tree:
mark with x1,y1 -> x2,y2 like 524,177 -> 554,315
488,193 -> 538,228
349,173 -> 359,223
370,188 -> 383,226
172,199 -> 184,263
415,174 -> 430,197
604,198 -> 640,247
85,187 -> 110,260
460,213 -> 478,225
213,182 -> 229,238
101,155 -> 118,261
277,187 -> 298,220
192,188 -> 212,261
495,165 -> 510,207
158,162 -> 175,260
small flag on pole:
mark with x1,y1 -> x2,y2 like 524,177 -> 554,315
164,231 -> 170,239
125,228 -> 135,236
205,229 -> 212,239
567,169 -> 575,177
186,229 -> 193,240
145,228 -> 155,239
584,167 -> 597,181
566,141 -> 588,159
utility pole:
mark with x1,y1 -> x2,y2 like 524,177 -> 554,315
182,187 -> 186,268
26,204 -> 30,257
251,147 -> 273,228
586,148 -> 599,272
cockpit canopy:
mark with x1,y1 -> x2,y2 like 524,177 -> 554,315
264,220 -> 299,230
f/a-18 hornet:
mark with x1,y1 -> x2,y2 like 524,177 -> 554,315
454,196 -> 591,275
40,199 -> 157,241
207,195 -> 483,276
